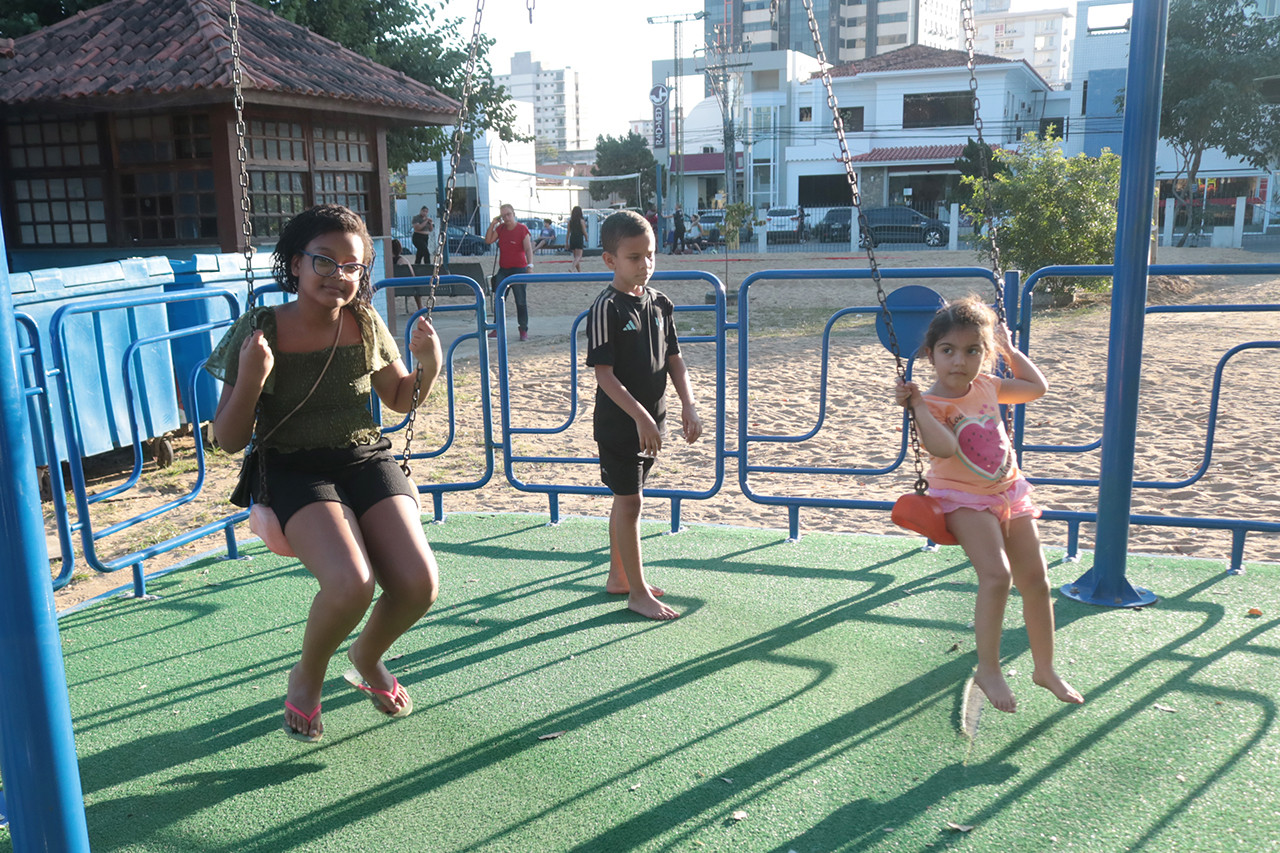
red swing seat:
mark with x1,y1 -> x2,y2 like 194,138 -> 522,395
891,491 -> 958,545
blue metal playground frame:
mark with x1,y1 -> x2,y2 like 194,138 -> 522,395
3,1 -> 1279,848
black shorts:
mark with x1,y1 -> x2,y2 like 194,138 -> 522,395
598,441 -> 656,496
260,437 -> 416,530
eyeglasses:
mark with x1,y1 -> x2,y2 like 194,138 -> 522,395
301,251 -> 368,280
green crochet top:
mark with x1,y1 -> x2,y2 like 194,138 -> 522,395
204,304 -> 402,453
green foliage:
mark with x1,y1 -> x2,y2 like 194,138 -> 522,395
1157,0 -> 1280,244
723,201 -> 752,250
963,132 -> 1121,296
589,132 -> 657,209
1,0 -> 524,170
952,138 -> 1008,203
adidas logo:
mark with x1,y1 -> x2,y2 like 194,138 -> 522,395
622,319 -> 638,331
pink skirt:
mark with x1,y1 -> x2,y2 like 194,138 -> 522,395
930,478 -> 1041,525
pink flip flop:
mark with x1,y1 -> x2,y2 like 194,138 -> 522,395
283,700 -> 322,742
343,669 -> 413,719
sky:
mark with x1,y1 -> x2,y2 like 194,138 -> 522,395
435,0 -> 1087,145
436,0 -> 710,143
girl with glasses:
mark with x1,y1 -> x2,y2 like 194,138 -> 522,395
205,204 -> 443,742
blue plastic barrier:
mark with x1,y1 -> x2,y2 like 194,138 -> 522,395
167,252 -> 277,425
11,257 -> 181,467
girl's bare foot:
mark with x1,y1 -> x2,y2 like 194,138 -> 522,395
605,576 -> 665,597
628,591 -> 678,620
345,646 -> 403,714
974,670 -> 1017,713
284,664 -> 323,739
1033,669 -> 1084,704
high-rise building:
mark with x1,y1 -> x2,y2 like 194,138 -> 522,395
493,52 -> 584,155
704,0 -> 961,63
972,0 -> 1074,88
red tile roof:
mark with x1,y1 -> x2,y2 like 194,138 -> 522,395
0,0 -> 458,123
823,44 -> 1011,78
848,145 -> 966,164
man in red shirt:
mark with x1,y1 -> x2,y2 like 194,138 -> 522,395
484,203 -> 533,341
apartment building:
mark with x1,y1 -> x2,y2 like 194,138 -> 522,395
705,0 -> 962,64
972,0 -> 1074,88
493,52 -> 584,155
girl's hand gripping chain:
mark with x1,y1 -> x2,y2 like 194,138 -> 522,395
408,315 -> 442,379
238,329 -> 274,393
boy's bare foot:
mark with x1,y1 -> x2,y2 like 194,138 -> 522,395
605,577 -> 665,597
284,664 -> 323,739
974,670 -> 1017,713
345,646 -> 404,715
628,591 -> 678,620
1033,669 -> 1084,704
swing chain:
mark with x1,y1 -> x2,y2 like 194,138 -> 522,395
801,0 -> 928,489
526,0 -> 535,25
961,0 -> 1006,325
228,0 -> 255,307
403,0 -> 486,477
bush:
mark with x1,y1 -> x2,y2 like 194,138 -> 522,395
963,132 -> 1121,299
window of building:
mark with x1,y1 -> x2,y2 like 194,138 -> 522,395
249,120 -> 306,163
994,38 -> 1016,51
1086,3 -> 1131,35
116,114 -> 212,165
12,176 -> 109,246
248,171 -> 307,238
119,168 -> 218,242
7,116 -> 101,168
838,106 -> 864,132
799,106 -> 813,122
1034,34 -> 1056,50
1081,79 -> 1089,115
879,12 -> 908,23
902,91 -> 974,128
313,123 -> 370,166
881,33 -> 909,45
313,171 -> 369,219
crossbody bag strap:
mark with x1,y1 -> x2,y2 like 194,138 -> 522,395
257,308 -> 344,446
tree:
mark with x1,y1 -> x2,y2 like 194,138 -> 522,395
1157,0 -> 1280,246
590,132 -> 657,210
952,137 -> 1009,204
963,132 -> 1121,300
0,0 -> 524,171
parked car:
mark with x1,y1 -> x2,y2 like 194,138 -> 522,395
762,207 -> 811,243
695,210 -> 753,245
518,217 -> 568,249
856,206 -> 949,248
447,225 -> 488,255
814,207 -> 855,243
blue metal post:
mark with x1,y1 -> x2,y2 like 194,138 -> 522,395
0,220 -> 92,847
1062,0 -> 1167,607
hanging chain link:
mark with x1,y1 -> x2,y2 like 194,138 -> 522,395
801,0 -> 927,493
526,0 -> 535,25
229,0 -> 255,307
962,0 -> 1006,324
402,0 -> 486,477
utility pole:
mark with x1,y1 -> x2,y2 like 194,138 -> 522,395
701,31 -> 750,208
647,11 -> 706,214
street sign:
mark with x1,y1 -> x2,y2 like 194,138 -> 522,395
649,84 -> 670,105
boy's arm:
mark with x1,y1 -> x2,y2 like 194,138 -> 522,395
666,353 -> 702,443
594,365 -> 662,456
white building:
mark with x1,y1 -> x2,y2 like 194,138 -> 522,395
972,0 -> 1074,88
664,44 -> 1053,216
407,101 -> 567,233
705,0 -> 963,65
494,52 -> 584,155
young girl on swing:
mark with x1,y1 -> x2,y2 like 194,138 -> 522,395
894,296 -> 1082,713
205,204 -> 443,742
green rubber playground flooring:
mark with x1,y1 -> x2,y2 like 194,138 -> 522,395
9,514 -> 1280,852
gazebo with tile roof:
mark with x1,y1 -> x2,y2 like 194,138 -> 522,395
0,0 -> 459,268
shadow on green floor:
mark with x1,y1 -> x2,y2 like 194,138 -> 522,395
10,514 -> 1278,852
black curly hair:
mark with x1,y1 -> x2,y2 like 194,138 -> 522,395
271,205 -> 375,306
920,295 -> 1009,370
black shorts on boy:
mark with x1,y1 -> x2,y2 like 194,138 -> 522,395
586,284 -> 680,496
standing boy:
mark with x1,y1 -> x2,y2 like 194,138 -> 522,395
586,211 -> 702,620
